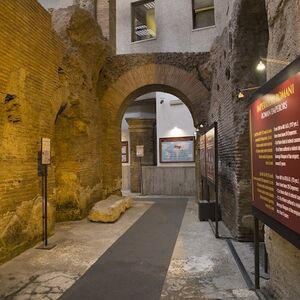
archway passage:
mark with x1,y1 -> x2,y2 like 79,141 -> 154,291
98,62 -> 211,196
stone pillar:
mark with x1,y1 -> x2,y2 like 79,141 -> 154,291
127,118 -> 156,193
73,0 -> 96,18
96,0 -> 116,53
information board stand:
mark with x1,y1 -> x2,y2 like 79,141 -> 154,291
249,57 -> 300,289
199,122 -> 219,238
36,138 -> 56,250
136,145 -> 144,195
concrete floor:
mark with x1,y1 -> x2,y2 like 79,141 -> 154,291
0,198 -> 259,300
161,200 -> 258,300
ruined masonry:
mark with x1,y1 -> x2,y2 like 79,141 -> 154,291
0,0 -> 299,299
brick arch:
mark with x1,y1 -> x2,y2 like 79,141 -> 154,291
99,63 -> 210,196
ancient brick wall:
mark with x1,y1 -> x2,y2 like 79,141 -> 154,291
98,56 -> 212,198
51,6 -> 108,221
0,0 -> 63,263
0,1 -> 108,263
208,0 -> 269,239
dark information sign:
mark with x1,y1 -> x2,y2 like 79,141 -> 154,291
206,127 -> 215,184
250,73 -> 300,236
200,134 -> 206,177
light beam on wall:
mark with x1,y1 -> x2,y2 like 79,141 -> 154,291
170,126 -> 183,136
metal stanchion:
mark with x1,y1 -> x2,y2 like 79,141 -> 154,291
254,217 -> 260,289
36,139 -> 56,250
140,157 -> 143,195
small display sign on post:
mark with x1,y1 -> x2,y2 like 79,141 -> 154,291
41,138 -> 51,165
198,122 -> 219,238
37,138 -> 56,250
136,145 -> 144,194
205,127 -> 216,184
136,145 -> 144,157
199,134 -> 206,177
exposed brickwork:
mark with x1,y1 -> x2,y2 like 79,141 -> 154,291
0,0 -> 63,263
1,4 -> 299,298
99,53 -> 212,96
98,62 -> 211,197
207,0 -> 268,240
0,2 -> 108,263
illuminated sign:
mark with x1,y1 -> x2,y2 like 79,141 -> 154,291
250,73 -> 300,236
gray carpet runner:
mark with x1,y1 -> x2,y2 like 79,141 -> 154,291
59,197 -> 188,300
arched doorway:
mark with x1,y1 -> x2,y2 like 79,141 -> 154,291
98,63 -> 210,197
121,91 -> 196,195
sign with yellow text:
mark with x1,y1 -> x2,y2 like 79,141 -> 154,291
250,73 -> 300,235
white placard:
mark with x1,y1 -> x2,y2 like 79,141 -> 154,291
136,145 -> 144,157
41,138 -> 51,165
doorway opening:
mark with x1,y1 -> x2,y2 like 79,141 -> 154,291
121,91 -> 196,196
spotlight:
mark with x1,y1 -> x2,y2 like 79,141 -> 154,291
238,91 -> 245,99
256,60 -> 266,72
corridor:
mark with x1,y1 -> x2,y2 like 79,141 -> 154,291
0,198 -> 257,300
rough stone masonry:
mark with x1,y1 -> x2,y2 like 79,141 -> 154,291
0,0 -> 300,299
0,1 -> 108,263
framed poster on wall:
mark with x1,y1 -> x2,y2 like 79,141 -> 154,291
121,141 -> 128,163
159,136 -> 195,163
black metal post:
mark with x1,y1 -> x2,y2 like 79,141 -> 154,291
41,165 -> 45,244
140,157 -> 143,195
254,217 -> 260,289
214,122 -> 219,238
44,164 -> 48,246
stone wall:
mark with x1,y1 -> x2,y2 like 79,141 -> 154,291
264,0 -> 300,298
207,0 -> 269,240
51,6 -> 108,221
98,56 -> 211,198
0,1 -> 108,263
0,0 -> 63,264
73,0 -> 96,18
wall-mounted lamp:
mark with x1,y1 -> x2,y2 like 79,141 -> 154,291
237,86 -> 260,99
256,61 -> 266,72
256,57 -> 290,72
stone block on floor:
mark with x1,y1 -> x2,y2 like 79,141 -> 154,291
88,195 -> 133,223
